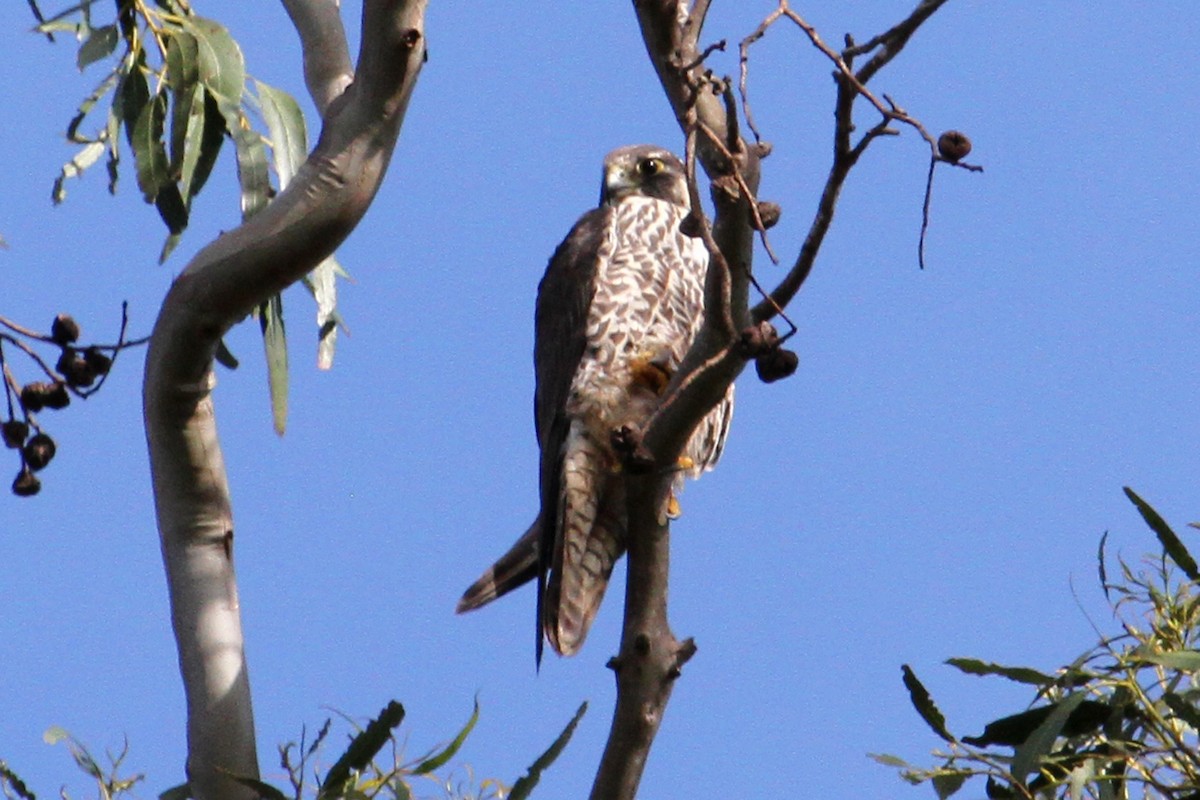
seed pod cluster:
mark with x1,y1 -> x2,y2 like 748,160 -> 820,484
19,381 -> 70,412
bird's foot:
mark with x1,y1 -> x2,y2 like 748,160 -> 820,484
612,424 -> 655,473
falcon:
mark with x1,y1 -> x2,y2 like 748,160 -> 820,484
457,145 -> 734,659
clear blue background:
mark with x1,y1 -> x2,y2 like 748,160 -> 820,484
2,2 -> 1198,798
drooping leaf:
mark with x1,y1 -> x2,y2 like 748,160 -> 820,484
1011,693 -> 1087,787
259,294 -> 288,436
52,140 -> 106,204
901,664 -> 954,743
1098,530 -> 1111,602
66,66 -> 119,142
1138,650 -> 1200,672
303,257 -> 341,369
184,16 -> 245,129
932,770 -> 969,799
411,698 -> 480,775
255,79 -> 307,187
318,701 -> 405,800
76,23 -> 117,70
117,59 -> 149,149
508,701 -> 587,800
233,121 -> 270,220
945,658 -> 1056,686
155,183 -> 188,235
867,753 -> 911,768
0,761 -> 36,800
131,90 -> 170,203
166,32 -> 200,169
1163,692 -> 1200,730
181,89 -> 226,201
963,698 -> 1111,749
1124,487 -> 1198,580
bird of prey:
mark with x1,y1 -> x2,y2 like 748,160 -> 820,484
457,144 -> 734,660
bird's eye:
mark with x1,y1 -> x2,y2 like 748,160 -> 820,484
637,158 -> 664,177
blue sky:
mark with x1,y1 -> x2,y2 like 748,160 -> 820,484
2,2 -> 1199,798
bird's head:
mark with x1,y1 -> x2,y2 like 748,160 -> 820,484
599,145 -> 689,208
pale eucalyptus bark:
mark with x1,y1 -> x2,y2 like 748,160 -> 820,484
143,3 -> 427,799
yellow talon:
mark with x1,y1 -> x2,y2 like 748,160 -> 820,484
666,494 -> 682,519
677,455 -> 695,471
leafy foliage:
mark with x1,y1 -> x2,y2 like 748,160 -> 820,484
4,699 -> 584,800
28,1 -> 349,430
881,489 -> 1200,799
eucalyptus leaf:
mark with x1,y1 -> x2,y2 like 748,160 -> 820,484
902,664 -> 954,743
259,294 -> 288,436
131,91 -> 169,203
184,16 -> 245,129
76,23 -> 117,70
411,699 -> 479,775
255,79 -> 307,187
508,702 -> 587,800
1124,487 -> 1199,580
945,658 -> 1056,686
233,121 -> 270,220
66,67 -> 119,143
52,139 -> 106,203
1011,693 -> 1086,787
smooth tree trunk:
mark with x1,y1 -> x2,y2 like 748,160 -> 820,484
143,3 -> 427,799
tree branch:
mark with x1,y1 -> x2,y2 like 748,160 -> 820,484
599,1 -> 961,797
142,3 -> 427,800
280,0 -> 354,115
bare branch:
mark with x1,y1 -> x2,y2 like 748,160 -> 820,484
281,0 -> 354,115
143,3 -> 428,799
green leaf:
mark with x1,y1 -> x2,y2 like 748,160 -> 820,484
1011,692 -> 1086,788
318,701 -> 405,800
76,23 -> 117,70
1163,692 -> 1200,730
156,183 -> 188,235
867,752 -> 911,768
1124,487 -> 1198,580
901,664 -> 954,743
302,257 -> 342,370
932,770 -> 969,799
233,121 -> 270,220
508,702 -> 587,800
51,140 -> 106,204
0,760 -> 36,800
255,79 -> 307,188
411,699 -> 480,775
180,89 -> 226,202
183,16 -> 245,129
166,32 -> 201,169
259,294 -> 288,436
1138,650 -> 1200,671
945,658 -> 1056,686
117,60 -> 149,149
131,91 -> 170,203
66,66 -> 119,143
1097,530 -> 1110,602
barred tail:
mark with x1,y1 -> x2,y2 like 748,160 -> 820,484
456,518 -> 541,613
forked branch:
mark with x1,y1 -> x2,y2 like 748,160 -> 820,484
595,2 -> 964,798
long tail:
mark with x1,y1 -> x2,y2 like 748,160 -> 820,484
456,517 -> 541,613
